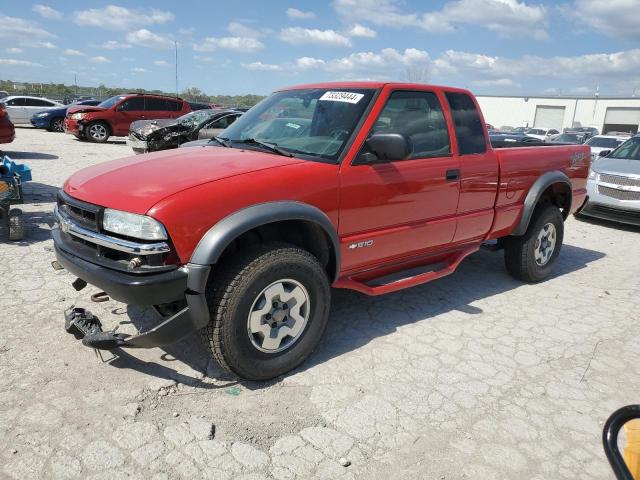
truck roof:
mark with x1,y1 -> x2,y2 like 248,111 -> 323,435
277,81 -> 471,94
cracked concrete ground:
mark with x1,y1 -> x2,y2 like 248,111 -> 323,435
1,127 -> 639,480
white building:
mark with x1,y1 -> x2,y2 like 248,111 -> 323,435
476,94 -> 640,135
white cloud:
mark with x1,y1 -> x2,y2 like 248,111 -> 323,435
0,58 -> 42,67
89,56 -> 111,64
32,4 -> 62,20
194,36 -> 263,52
154,60 -> 170,67
471,78 -> 521,88
0,14 -> 54,43
73,5 -> 174,30
131,67 -> 147,73
64,48 -> 85,56
294,47 -> 430,80
286,8 -> 316,19
332,0 -> 548,39
346,24 -> 377,38
102,40 -> 132,49
126,29 -> 173,48
279,27 -> 351,47
30,41 -> 56,49
227,22 -> 265,38
568,0 -> 639,42
5,47 -> 22,54
242,61 -> 281,71
193,55 -> 214,62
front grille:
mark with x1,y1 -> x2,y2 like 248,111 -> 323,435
598,185 -> 640,201
57,192 -> 100,231
599,173 -> 640,188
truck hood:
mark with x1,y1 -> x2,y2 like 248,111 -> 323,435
64,147 -> 306,214
592,157 -> 640,177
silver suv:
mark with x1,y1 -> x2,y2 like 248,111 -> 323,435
580,135 -> 640,226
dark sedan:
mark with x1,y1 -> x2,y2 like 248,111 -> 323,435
31,99 -> 100,132
127,109 -> 242,154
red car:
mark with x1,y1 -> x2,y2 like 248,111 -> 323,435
53,82 -> 589,380
0,103 -> 15,145
64,93 -> 191,143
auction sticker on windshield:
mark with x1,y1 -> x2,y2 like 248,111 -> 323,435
319,91 -> 364,104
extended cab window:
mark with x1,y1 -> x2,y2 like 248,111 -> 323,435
445,92 -> 487,155
120,97 -> 145,111
370,90 -> 450,159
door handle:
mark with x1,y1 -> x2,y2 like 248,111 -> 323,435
445,169 -> 460,181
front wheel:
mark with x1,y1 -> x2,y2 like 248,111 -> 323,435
85,122 -> 110,143
504,204 -> 564,282
201,243 -> 330,380
49,117 -> 64,132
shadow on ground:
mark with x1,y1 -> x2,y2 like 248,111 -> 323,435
2,150 -> 59,160
110,242 -> 605,388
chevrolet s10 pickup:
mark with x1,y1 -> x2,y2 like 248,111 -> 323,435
52,82 -> 589,380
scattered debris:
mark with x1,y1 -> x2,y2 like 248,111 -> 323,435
339,457 -> 351,467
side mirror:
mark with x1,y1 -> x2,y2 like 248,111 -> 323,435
361,133 -> 412,164
115,104 -> 124,111
599,150 -> 612,157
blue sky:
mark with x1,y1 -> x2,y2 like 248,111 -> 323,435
1,0 -> 639,96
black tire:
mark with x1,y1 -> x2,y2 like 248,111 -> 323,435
201,243 -> 330,380
504,204 -> 564,282
8,208 -> 24,241
85,121 -> 110,143
49,117 -> 64,132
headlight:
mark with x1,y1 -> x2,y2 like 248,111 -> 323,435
70,113 -> 86,120
36,112 -> 50,118
102,209 -> 167,240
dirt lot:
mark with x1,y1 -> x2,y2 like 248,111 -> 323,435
1,127 -> 639,480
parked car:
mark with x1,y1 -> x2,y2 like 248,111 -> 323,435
127,109 -> 242,154
564,126 -> 599,139
489,133 -> 543,147
0,103 -> 15,146
188,102 -> 213,111
31,99 -> 100,132
585,134 -> 630,161
511,126 -> 529,134
579,135 -> 640,226
52,82 -> 589,380
548,133 -> 587,144
526,127 -> 560,141
0,96 -> 64,125
64,93 -> 192,143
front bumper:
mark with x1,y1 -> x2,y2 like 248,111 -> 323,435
127,135 -> 148,153
581,175 -> 640,226
64,117 -> 83,135
31,116 -> 51,129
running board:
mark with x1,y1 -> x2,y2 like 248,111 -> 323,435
334,246 -> 479,296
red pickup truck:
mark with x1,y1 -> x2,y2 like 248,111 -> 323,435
53,82 -> 589,380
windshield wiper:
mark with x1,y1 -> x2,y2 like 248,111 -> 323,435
209,136 -> 231,148
232,138 -> 294,157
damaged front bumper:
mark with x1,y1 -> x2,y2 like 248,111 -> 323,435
52,202 -> 211,350
127,134 -> 148,153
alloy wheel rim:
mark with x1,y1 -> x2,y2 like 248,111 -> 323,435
247,279 -> 310,353
534,222 -> 556,266
89,124 -> 107,140
53,119 -> 63,132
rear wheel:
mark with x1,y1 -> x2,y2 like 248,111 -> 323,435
201,243 -> 330,380
504,204 -> 564,282
85,122 -> 110,143
49,117 -> 64,132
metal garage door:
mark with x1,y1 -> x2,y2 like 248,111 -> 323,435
603,107 -> 640,134
534,106 -> 565,130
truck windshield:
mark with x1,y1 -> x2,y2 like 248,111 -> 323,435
608,137 -> 640,161
220,88 -> 376,161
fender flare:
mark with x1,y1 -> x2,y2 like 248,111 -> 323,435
189,201 -> 340,281
512,170 -> 572,236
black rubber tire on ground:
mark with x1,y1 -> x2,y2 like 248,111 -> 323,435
85,121 -> 111,143
48,117 -> 64,132
504,203 -> 564,282
8,208 -> 24,241
201,242 -> 331,380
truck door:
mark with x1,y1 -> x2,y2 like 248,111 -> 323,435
338,88 -> 461,272
444,91 -> 499,243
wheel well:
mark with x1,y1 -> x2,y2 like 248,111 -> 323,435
216,220 -> 337,280
537,182 -> 572,219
